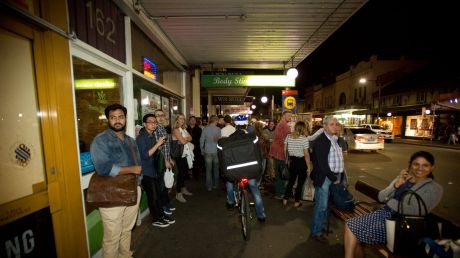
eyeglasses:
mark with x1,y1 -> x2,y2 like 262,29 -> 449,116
145,121 -> 157,124
109,115 -> 125,121
156,114 -> 165,117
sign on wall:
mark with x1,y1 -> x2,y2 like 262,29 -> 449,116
0,208 -> 56,258
68,0 -> 126,63
201,75 -> 295,88
282,90 -> 298,113
211,96 -> 246,105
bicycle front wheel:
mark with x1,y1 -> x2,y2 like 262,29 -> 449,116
240,189 -> 251,241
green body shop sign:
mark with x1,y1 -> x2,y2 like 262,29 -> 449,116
201,75 -> 295,88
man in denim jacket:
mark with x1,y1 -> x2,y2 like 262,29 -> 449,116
90,104 -> 142,258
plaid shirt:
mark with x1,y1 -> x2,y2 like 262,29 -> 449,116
325,133 -> 344,173
154,124 -> 171,161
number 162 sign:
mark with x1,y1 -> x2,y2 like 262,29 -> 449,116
68,0 -> 126,63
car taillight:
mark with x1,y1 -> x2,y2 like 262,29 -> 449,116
378,136 -> 384,142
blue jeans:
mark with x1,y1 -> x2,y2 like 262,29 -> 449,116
226,179 -> 266,219
204,153 -> 219,190
310,177 -> 332,236
274,159 -> 286,196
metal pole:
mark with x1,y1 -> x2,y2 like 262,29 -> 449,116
377,82 -> 381,124
271,95 -> 274,121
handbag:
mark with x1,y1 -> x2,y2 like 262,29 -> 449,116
281,139 -> 290,180
86,138 -> 138,208
171,140 -> 184,158
302,177 -> 315,201
329,182 -> 355,211
281,157 -> 290,180
164,168 -> 174,188
385,189 -> 440,256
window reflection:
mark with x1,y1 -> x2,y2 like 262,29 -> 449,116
73,57 -> 121,152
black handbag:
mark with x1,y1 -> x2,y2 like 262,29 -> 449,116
329,182 -> 355,211
281,160 -> 290,180
171,140 -> 184,158
385,189 -> 440,256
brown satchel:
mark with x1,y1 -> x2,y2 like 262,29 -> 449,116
86,137 -> 139,208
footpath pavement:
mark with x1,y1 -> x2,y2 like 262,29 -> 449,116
130,177 -> 383,258
392,137 -> 460,150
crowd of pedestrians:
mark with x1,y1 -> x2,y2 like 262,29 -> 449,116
90,104 -> 443,257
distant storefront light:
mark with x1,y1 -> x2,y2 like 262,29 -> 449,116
387,112 -> 392,117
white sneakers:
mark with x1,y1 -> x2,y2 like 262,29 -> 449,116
181,187 -> 193,196
176,193 -> 187,203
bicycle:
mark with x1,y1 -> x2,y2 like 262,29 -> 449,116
233,177 -> 252,241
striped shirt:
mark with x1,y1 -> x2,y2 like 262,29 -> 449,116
284,135 -> 309,158
325,133 -> 344,173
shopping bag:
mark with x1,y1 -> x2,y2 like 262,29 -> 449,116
302,177 -> 315,201
164,168 -> 174,188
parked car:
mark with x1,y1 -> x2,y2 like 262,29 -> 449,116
360,124 -> 394,142
343,127 -> 384,151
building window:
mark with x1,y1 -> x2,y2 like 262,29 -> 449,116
73,57 -> 122,152
416,91 -> 426,103
339,92 -> 346,105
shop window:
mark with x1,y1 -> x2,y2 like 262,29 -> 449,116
339,92 -> 346,105
132,75 -> 181,131
73,57 -> 121,152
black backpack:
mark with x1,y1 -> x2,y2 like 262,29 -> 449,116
217,130 -> 263,180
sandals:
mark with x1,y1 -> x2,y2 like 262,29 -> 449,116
282,199 -> 288,206
293,202 -> 302,208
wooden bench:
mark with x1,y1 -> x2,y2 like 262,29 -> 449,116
329,180 -> 460,258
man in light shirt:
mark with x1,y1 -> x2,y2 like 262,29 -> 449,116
309,116 -> 344,243
221,115 -> 236,137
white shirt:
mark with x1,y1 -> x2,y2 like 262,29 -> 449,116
221,124 -> 236,137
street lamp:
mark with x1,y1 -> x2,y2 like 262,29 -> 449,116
286,57 -> 298,80
261,96 -> 268,103
359,77 -> 381,123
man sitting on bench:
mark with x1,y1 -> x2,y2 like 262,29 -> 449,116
343,151 -> 443,258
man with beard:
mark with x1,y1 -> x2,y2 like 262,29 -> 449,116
90,104 -> 142,258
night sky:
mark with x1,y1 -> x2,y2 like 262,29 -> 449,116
295,0 -> 459,93
248,0 -> 459,112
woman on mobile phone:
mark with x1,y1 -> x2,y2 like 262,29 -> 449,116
343,151 -> 443,258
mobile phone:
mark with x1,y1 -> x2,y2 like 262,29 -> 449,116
406,166 -> 413,180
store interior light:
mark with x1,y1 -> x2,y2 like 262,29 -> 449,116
75,79 -> 116,90
387,112 -> 392,117
251,104 -> 256,109
425,109 -> 431,115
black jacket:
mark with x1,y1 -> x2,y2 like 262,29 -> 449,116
310,132 -> 340,187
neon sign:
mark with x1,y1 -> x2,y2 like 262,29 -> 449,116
143,57 -> 158,80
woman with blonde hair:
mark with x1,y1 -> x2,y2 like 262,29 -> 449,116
172,113 -> 193,203
282,121 -> 313,208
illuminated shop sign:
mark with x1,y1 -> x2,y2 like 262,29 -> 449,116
201,75 -> 295,88
282,90 -> 298,113
75,79 -> 116,89
143,57 -> 158,80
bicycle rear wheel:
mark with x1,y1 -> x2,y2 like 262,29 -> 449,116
240,189 -> 251,241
